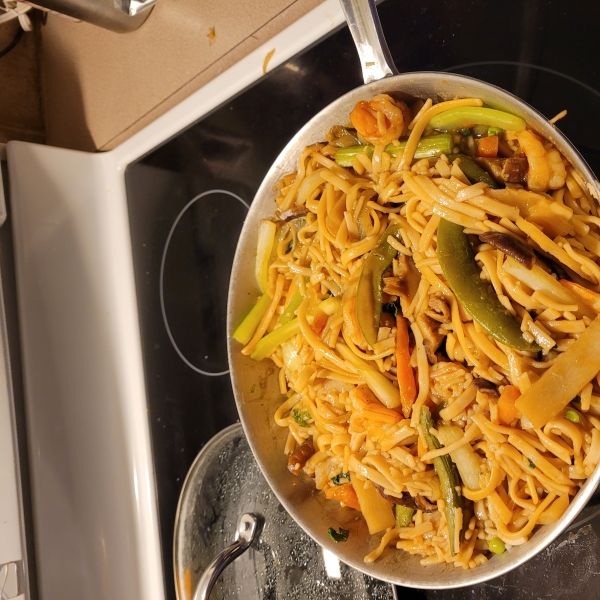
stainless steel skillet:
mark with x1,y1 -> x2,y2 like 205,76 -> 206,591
227,0 -> 600,588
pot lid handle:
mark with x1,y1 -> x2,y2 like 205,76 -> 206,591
339,0 -> 399,84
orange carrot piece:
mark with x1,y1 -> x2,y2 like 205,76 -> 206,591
396,315 -> 417,418
498,385 -> 521,425
559,280 -> 600,312
311,310 -> 329,336
354,384 -> 401,424
325,483 -> 361,510
477,135 -> 499,158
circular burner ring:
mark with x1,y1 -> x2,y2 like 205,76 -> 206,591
160,189 -> 250,377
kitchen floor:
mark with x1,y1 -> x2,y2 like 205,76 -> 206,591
0,17 -> 44,145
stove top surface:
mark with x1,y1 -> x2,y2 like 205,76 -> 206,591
124,1 -> 600,597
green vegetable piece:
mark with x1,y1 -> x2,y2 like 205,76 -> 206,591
460,128 -> 471,136
428,107 -> 526,133
331,472 -> 351,485
356,223 -> 402,347
488,536 -> 506,554
327,527 -> 349,543
292,408 -> 311,427
250,318 -> 301,361
488,126 -> 503,137
233,293 -> 272,345
565,409 -> 581,424
420,406 -> 463,556
395,505 -> 415,528
447,153 -> 500,189
529,460 -> 536,469
382,302 -> 398,318
437,219 -> 540,353
334,134 -> 453,168
279,290 -> 303,324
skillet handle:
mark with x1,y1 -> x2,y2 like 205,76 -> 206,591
192,513 -> 260,600
339,0 -> 399,84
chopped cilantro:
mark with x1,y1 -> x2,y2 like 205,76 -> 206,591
327,527 -> 349,543
292,408 -> 311,427
461,128 -> 472,136
528,460 -> 536,469
250,385 -> 255,393
331,472 -> 350,486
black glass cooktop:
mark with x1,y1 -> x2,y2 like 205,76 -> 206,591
124,1 -> 600,598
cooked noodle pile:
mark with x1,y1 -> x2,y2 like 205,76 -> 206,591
235,94 -> 600,569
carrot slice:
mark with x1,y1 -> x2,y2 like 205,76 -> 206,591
559,280 -> 600,312
396,315 -> 417,418
477,135 -> 499,158
498,385 -> 521,425
325,483 -> 361,510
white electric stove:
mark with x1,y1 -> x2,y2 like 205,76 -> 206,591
6,1 -> 600,599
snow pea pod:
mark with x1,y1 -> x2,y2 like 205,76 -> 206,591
437,219 -> 539,353
356,223 -> 402,347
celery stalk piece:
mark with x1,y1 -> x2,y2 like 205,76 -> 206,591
428,107 -> 526,132
255,220 -> 277,293
279,291 -> 304,324
250,318 -> 301,361
232,293 -> 272,344
334,134 -> 453,168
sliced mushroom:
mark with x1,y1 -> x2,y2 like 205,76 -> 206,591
288,441 -> 315,475
479,232 -> 536,269
473,377 -> 499,397
276,206 -> 309,222
501,154 -> 528,184
373,483 -> 437,512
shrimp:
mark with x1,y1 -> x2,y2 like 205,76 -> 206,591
350,94 -> 410,146
516,130 -> 566,192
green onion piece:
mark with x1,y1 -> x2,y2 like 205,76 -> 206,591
565,409 -> 581,423
250,318 -> 301,361
529,460 -> 536,469
488,126 -> 503,136
428,107 -> 527,132
488,536 -> 506,554
460,128 -> 471,136
327,527 -> 349,543
291,408 -> 311,427
334,134 -> 453,168
232,293 -> 272,344
279,290 -> 303,324
395,505 -> 415,528
331,472 -> 350,486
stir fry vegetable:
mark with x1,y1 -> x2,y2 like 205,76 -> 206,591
356,223 -> 403,347
255,220 -> 277,293
437,219 -> 539,352
516,316 -> 600,427
232,293 -> 272,344
447,153 -> 500,188
334,134 -> 453,168
428,106 -> 526,132
421,406 -> 463,556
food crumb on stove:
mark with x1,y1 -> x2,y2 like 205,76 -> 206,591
263,49 -> 275,74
